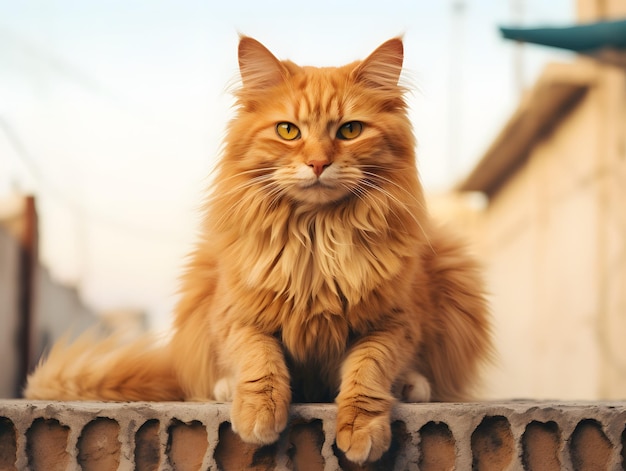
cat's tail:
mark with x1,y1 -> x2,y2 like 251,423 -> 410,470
24,331 -> 184,401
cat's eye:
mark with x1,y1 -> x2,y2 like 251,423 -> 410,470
337,121 -> 363,140
276,122 -> 301,140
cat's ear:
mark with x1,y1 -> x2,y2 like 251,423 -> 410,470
353,38 -> 404,89
238,36 -> 287,90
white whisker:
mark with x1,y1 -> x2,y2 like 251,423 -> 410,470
357,175 -> 433,252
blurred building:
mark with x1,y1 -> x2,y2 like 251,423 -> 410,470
0,195 -> 98,398
441,0 -> 626,400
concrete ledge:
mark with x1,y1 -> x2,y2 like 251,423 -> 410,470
1,400 -> 625,470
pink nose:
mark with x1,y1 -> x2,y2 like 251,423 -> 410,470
308,159 -> 331,177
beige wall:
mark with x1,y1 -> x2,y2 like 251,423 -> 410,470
594,63 -> 626,398
453,60 -> 626,400
577,0 -> 626,20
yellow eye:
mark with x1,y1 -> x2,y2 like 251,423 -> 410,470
337,121 -> 363,140
276,122 -> 301,140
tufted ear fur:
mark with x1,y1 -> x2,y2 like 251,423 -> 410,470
353,37 -> 404,89
238,36 -> 288,90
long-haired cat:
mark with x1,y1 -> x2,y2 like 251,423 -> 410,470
25,36 -> 492,464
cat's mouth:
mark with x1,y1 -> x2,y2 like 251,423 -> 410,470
293,178 -> 350,204
299,179 -> 335,190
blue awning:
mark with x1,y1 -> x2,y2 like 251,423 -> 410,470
500,18 -> 626,52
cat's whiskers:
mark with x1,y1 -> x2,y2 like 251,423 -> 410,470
207,168 -> 282,199
338,183 -> 383,245
360,168 -> 428,212
357,177 -> 433,251
354,179 -> 409,234
207,164 -> 432,253
213,174 -> 281,204
261,185 -> 290,219
209,173 -> 285,229
360,169 -> 432,239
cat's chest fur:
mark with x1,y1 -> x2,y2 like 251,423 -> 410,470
240,208 -> 404,317
221,201 -> 415,364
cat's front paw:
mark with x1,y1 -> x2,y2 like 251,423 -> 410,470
335,400 -> 392,464
230,376 -> 291,445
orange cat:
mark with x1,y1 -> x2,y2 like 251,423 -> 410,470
25,36 -> 492,464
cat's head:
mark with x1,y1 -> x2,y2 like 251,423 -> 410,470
222,36 -> 416,208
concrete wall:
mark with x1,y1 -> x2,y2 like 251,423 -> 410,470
0,197 -> 97,398
0,229 -> 20,398
1,400 -> 624,470
30,265 -> 98,362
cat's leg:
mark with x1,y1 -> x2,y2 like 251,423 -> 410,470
393,370 -> 432,402
224,323 -> 291,445
335,329 -> 414,464
213,377 -> 235,401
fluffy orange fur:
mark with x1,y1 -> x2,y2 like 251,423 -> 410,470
25,36 -> 492,464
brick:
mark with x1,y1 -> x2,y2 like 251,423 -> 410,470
470,416 -> 515,470
418,421 -> 455,471
134,419 -> 160,471
569,419 -> 612,470
521,420 -> 561,470
0,416 -> 17,471
286,419 -> 325,470
77,417 -> 121,471
26,418 -> 70,471
166,419 -> 208,470
0,400 -> 625,470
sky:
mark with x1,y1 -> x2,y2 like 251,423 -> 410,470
0,0 -> 574,330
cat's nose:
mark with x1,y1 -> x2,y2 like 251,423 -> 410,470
307,159 -> 331,177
